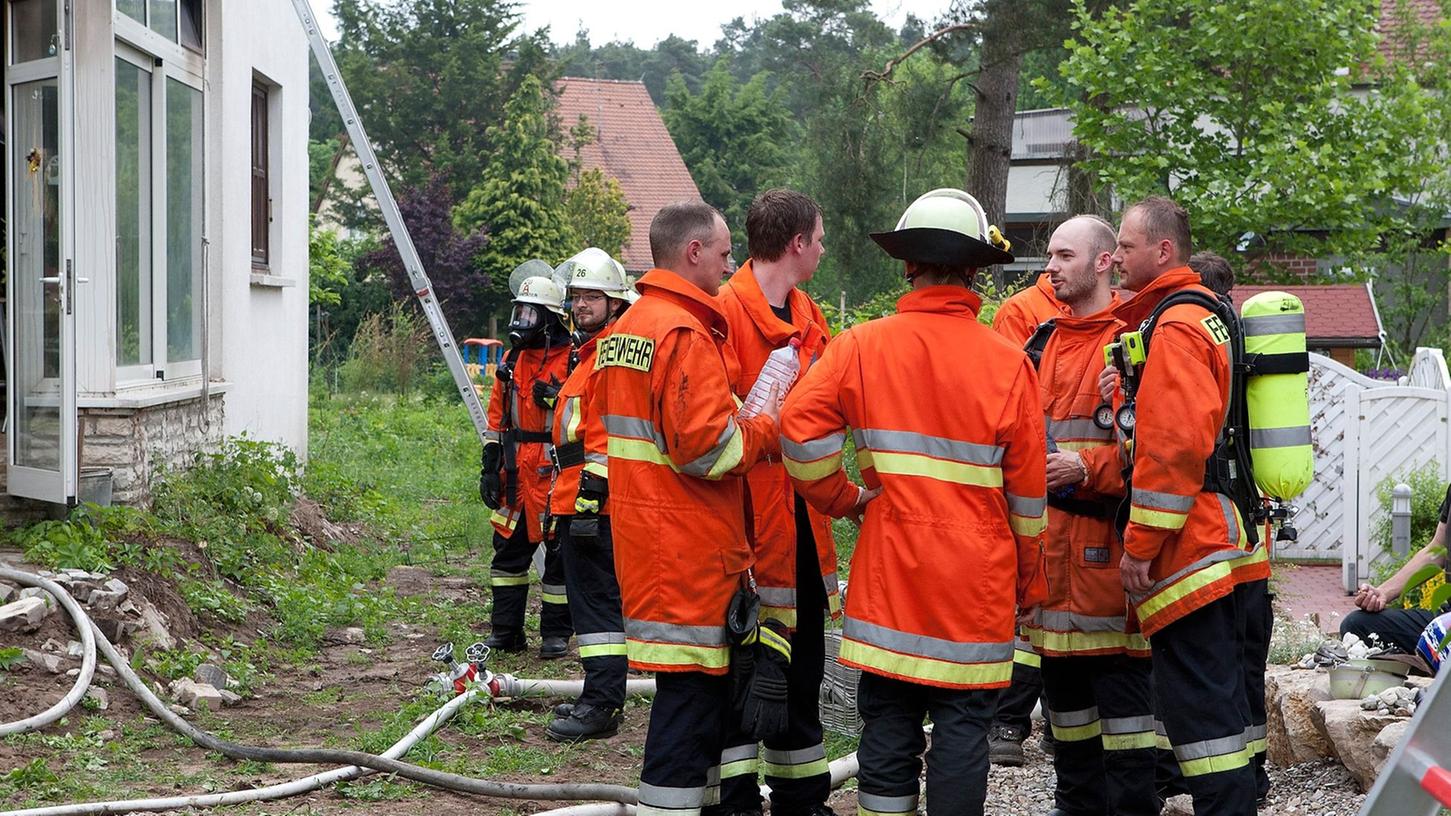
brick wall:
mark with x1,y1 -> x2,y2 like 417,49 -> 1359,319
1246,252 -> 1319,281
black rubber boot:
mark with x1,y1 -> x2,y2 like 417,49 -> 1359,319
484,629 -> 526,653
539,636 -> 570,660
546,703 -> 623,742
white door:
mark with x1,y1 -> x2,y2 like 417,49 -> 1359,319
5,0 -> 78,504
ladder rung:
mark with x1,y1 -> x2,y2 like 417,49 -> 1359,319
1423,765 -> 1451,807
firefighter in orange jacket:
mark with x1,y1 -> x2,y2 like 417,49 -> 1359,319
1025,216 -> 1158,816
1111,197 -> 1269,815
586,201 -> 782,816
782,188 -> 1047,816
543,248 -> 636,743
480,268 -> 574,658
993,271 -> 1070,345
715,189 -> 839,816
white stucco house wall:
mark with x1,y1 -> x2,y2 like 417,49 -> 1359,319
4,0 -> 310,509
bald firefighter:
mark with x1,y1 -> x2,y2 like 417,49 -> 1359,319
782,188 -> 1047,816
586,201 -> 783,816
1023,216 -> 1157,816
480,269 -> 573,657
545,248 -> 637,742
1111,197 -> 1269,815
715,189 -> 840,816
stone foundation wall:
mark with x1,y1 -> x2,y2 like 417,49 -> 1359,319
80,394 -> 227,506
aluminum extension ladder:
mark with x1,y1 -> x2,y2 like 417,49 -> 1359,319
1357,668 -> 1451,815
289,0 -> 491,445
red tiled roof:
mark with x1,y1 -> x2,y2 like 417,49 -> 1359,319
1377,0 -> 1444,63
1231,284 -> 1384,347
556,78 -> 702,273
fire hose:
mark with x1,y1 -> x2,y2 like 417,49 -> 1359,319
0,566 -> 861,815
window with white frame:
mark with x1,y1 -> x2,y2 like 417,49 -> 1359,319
113,2 -> 204,382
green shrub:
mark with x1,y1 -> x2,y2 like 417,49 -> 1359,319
1371,462 -> 1447,608
337,304 -> 432,394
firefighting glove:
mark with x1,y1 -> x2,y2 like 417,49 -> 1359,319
574,471 -> 608,516
479,443 -> 502,510
532,377 -> 562,409
741,619 -> 792,741
726,586 -> 762,720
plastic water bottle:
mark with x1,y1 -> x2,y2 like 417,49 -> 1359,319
739,339 -> 801,419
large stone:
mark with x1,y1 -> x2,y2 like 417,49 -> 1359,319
1311,699 -> 1401,790
17,587 -> 55,608
169,679 -> 224,710
135,600 -> 175,650
0,583 -> 15,603
1372,719 -> 1411,781
0,596 -> 51,632
85,687 -> 110,710
22,648 -> 63,674
1265,665 -> 1335,765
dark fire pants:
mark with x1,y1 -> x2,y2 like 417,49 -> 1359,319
1041,653 -> 1158,816
559,515 -> 626,711
637,671 -> 737,816
488,511 -> 571,639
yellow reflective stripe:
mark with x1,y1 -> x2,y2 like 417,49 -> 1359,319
719,758 -> 757,779
1052,720 -> 1103,742
1129,504 -> 1189,530
541,592 -> 568,604
868,450 -> 1003,488
1027,628 -> 1150,654
762,757 -> 829,779
1137,560 -> 1235,621
1157,733 -> 1172,750
1103,731 -> 1158,750
1179,745 -> 1252,777
827,592 -> 842,615
579,643 -> 628,658
583,460 -> 609,478
840,638 -> 1012,687
1010,513 -> 1046,536
1013,647 -> 1041,668
609,436 -> 676,468
1248,737 -> 1266,755
490,575 -> 529,587
626,639 -> 731,670
783,451 -> 843,481
563,397 -> 583,443
704,428 -> 745,479
490,508 -> 520,531
761,606 -> 799,628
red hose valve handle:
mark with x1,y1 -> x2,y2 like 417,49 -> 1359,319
1422,765 -> 1451,807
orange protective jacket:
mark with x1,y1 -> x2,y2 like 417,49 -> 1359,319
1114,269 -> 1270,636
717,261 -> 841,629
550,328 -> 611,518
587,269 -> 778,675
992,273 -> 1070,346
485,343 -> 572,542
1024,297 -> 1150,657
781,286 -> 1048,690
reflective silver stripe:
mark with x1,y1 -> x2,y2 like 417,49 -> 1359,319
1173,731 -> 1248,762
1218,493 -> 1241,546
1006,493 -> 1047,517
757,586 -> 797,607
577,632 -> 626,646
1037,611 -> 1128,633
510,388 -> 521,428
560,398 -> 578,443
625,618 -> 729,647
603,414 -> 663,444
1048,706 -> 1100,727
1131,488 -> 1195,512
823,572 -> 839,594
1103,715 -> 1156,734
491,569 -> 527,578
721,744 -> 759,764
762,744 -> 826,765
1155,718 -> 1169,736
843,617 -> 1013,664
1247,724 -> 1267,741
856,428 -> 1004,466
1250,426 -> 1312,448
1048,418 -> 1113,440
1242,313 -> 1305,336
541,583 -> 567,595
485,431 -> 502,443
857,791 -> 919,813
1137,546 -> 1256,600
680,418 -> 739,477
638,782 -> 705,809
585,451 -> 608,465
782,433 -> 845,461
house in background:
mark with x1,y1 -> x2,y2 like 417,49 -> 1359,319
4,0 -> 310,511
1230,284 -> 1386,368
554,77 -> 702,275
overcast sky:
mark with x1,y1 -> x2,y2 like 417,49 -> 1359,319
316,1 -> 954,48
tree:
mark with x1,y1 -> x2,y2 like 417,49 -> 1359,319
453,75 -> 576,318
1053,0 -> 1430,266
330,0 -> 552,195
565,168 -> 632,258
664,60 -> 798,250
358,176 -> 491,338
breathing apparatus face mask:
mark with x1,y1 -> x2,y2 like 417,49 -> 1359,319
507,303 -> 545,347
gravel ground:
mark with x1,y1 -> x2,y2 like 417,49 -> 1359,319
958,727 -> 1367,815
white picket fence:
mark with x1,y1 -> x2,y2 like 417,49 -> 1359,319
1284,348 -> 1451,593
